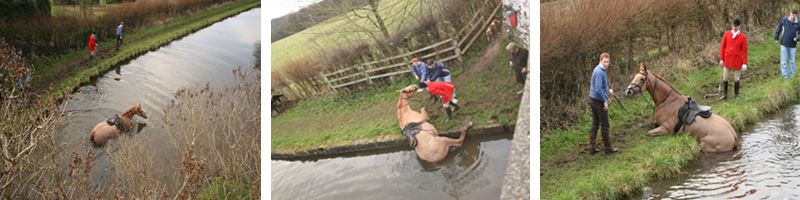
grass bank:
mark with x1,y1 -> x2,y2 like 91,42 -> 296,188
31,0 -> 260,100
272,37 -> 523,152
541,32 -> 800,199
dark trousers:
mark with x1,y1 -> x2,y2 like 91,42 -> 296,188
514,68 -> 526,85
589,99 -> 612,149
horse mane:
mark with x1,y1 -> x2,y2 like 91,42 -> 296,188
648,72 -> 682,96
122,105 -> 139,118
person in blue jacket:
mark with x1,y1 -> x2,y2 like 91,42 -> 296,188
775,9 -> 800,79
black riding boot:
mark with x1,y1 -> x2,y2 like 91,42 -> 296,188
720,81 -> 728,100
734,81 -> 740,99
449,101 -> 461,112
445,107 -> 453,121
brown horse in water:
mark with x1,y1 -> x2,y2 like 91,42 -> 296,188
90,104 -> 148,146
397,85 -> 473,162
624,64 -> 738,152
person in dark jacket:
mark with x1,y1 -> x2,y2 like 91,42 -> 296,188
426,60 -> 452,82
506,42 -> 528,94
775,9 -> 800,79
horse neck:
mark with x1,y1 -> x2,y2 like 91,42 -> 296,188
397,95 -> 411,121
121,107 -> 137,119
646,73 -> 682,107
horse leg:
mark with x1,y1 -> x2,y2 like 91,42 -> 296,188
445,123 -> 471,147
420,107 -> 429,121
647,126 -> 669,137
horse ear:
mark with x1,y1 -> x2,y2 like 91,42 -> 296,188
639,63 -> 647,72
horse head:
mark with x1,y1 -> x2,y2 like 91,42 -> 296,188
625,63 -> 650,97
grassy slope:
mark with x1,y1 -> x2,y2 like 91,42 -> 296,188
32,0 -> 260,99
541,33 -> 800,199
270,0 -> 434,72
272,37 -> 522,151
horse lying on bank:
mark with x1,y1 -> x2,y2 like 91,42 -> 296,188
624,64 -> 738,152
90,104 -> 148,146
397,85 -> 473,162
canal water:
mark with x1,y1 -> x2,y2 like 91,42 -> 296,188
645,105 -> 800,199
272,133 -> 513,199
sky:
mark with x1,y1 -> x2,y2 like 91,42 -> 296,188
269,0 -> 324,20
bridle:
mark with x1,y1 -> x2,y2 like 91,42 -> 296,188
397,91 -> 413,109
627,71 -> 676,109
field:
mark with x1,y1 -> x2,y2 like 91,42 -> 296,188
270,0 -> 437,72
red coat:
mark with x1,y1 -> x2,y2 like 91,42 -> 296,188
425,81 -> 455,104
720,30 -> 748,70
88,34 -> 96,52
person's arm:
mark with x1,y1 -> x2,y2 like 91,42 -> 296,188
720,32 -> 727,65
742,35 -> 748,66
795,27 -> 800,42
410,65 -> 420,80
431,66 -> 441,80
601,72 -> 609,102
776,18 -> 784,42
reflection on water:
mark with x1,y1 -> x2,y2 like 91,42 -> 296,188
646,105 -> 800,199
56,8 -> 261,188
272,134 -> 513,200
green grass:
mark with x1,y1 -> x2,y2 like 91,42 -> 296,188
270,0 -> 437,72
197,177 -> 252,200
33,0 -> 260,100
272,37 -> 522,152
541,32 -> 800,199
51,4 -> 120,17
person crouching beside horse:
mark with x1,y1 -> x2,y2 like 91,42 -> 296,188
413,81 -> 461,122
425,59 -> 457,105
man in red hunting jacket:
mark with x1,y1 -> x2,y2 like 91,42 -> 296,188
719,18 -> 748,100
415,81 -> 461,121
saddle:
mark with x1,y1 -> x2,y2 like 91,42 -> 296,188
401,122 -> 422,148
105,115 -> 127,132
674,96 -> 712,133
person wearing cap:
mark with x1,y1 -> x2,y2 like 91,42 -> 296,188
719,18 -> 748,100
506,42 -> 528,94
775,9 -> 800,79
412,81 -> 460,121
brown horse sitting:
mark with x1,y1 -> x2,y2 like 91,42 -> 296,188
90,104 -> 148,146
624,64 -> 738,152
397,85 -> 473,163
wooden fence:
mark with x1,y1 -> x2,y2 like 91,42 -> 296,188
273,0 -> 502,101
320,0 -> 502,92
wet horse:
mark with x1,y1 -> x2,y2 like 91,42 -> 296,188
624,64 -> 738,152
397,85 -> 472,162
89,104 -> 148,146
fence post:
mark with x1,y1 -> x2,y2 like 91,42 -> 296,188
452,38 -> 462,62
320,70 -> 337,93
362,64 -> 372,85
